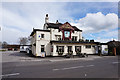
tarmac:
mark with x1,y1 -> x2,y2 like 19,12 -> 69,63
1,51 -> 117,63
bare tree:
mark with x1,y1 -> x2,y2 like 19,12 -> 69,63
19,37 -> 28,45
2,41 -> 8,45
27,36 -> 32,45
2,41 -> 8,48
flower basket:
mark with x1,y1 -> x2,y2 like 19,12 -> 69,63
58,51 -> 63,56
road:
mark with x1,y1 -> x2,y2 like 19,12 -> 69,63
1,51 -> 119,79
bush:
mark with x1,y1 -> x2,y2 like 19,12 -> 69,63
0,49 -> 6,52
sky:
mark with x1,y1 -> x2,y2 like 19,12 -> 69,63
0,1 -> 119,44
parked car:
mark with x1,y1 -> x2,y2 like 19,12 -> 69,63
20,45 -> 29,53
26,47 -> 32,54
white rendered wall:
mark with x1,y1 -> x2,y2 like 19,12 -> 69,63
31,33 -> 36,56
49,28 -> 82,41
35,31 -> 51,56
50,28 -> 62,40
71,31 -> 82,41
81,45 -> 96,54
52,43 -> 97,56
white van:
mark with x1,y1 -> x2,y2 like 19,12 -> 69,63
20,45 -> 29,52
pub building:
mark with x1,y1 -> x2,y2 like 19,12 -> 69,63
30,14 -> 100,57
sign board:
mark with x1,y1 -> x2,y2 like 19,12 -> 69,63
59,22 -> 74,40
41,52 -> 45,57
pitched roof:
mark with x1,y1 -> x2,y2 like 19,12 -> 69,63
47,23 -> 82,31
47,23 -> 62,29
30,29 -> 50,36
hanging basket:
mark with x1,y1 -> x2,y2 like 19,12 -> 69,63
58,51 -> 63,55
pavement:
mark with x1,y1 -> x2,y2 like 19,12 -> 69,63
1,51 -> 116,62
1,51 -> 119,78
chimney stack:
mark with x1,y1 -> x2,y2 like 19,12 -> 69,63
56,20 -> 59,24
45,14 -> 49,23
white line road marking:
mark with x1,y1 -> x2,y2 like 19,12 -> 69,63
53,69 -> 60,71
53,65 -> 94,71
62,66 -> 84,70
53,66 -> 84,71
86,65 -> 94,67
112,62 -> 120,64
50,58 -> 94,62
1,73 -> 20,77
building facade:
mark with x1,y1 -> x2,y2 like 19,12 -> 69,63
30,14 -> 99,57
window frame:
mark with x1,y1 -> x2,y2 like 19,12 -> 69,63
41,45 -> 45,52
41,34 -> 44,38
75,46 -> 81,52
56,46 -> 64,52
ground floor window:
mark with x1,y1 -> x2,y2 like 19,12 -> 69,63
75,46 -> 81,52
67,46 -> 72,52
41,45 -> 45,52
56,46 -> 64,52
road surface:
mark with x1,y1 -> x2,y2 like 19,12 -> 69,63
1,51 -> 119,79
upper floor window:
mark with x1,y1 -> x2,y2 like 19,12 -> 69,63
55,35 -> 61,40
72,36 -> 77,41
41,34 -> 44,38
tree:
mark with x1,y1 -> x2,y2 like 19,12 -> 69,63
0,41 -> 2,48
19,37 -> 28,45
82,37 -> 85,41
2,41 -> 8,45
2,41 -> 8,48
27,36 -> 32,45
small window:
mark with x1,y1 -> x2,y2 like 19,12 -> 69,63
58,29 -> 60,32
22,46 -> 24,49
41,34 -> 44,38
86,45 -> 91,48
72,36 -> 77,41
41,45 -> 45,52
75,36 -> 77,41
55,35 -> 61,41
51,46 -> 53,52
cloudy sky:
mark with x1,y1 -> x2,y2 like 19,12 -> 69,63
0,1 -> 119,44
